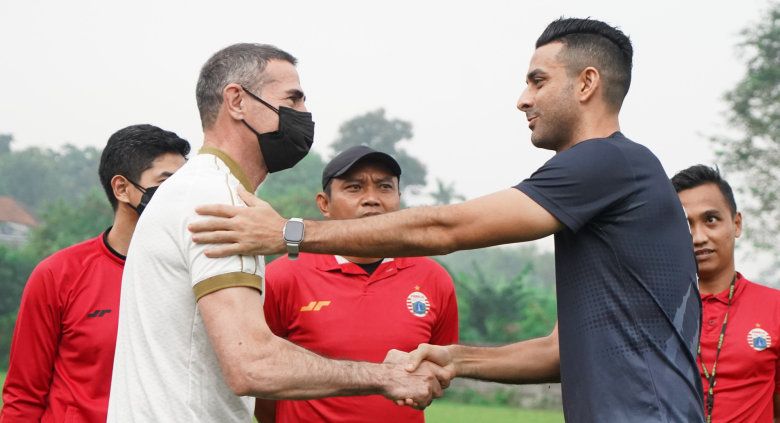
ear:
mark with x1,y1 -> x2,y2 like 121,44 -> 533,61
111,175 -> 132,205
316,192 -> 331,218
734,211 -> 743,238
577,67 -> 601,104
223,83 -> 246,121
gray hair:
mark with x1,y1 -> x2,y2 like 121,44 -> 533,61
196,43 -> 297,129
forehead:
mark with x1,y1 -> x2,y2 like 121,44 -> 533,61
528,42 -> 567,73
259,60 -> 302,93
678,183 -> 731,213
138,153 -> 185,181
335,160 -> 398,181
145,152 -> 185,170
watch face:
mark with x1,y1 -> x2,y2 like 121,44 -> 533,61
284,220 -> 305,242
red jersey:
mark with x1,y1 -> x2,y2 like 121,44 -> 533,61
264,253 -> 459,423
1,232 -> 124,423
699,273 -> 780,423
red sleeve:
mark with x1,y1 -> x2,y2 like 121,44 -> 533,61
263,258 -> 291,338
1,262 -> 61,421
429,267 -> 459,345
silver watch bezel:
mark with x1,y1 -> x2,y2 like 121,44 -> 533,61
283,218 -> 304,260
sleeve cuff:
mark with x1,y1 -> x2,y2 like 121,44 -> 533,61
193,272 -> 263,301
513,183 -> 580,232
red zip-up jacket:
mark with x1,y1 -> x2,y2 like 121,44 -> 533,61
1,231 -> 123,422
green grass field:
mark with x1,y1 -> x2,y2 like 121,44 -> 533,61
426,401 -> 563,423
0,371 -> 564,422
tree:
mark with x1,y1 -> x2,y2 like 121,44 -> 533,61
713,4 -> 780,256
0,133 -> 12,155
0,245 -> 38,370
0,142 -> 102,213
330,109 -> 427,193
0,246 -> 37,318
450,262 -> 557,344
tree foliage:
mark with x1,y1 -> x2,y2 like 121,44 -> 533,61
330,109 -> 427,192
0,245 -> 38,370
0,134 -> 11,155
0,140 -> 102,213
258,151 -> 326,220
0,245 -> 37,317
448,262 -> 557,344
713,3 -> 780,254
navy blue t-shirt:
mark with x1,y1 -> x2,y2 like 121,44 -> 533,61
515,132 -> 704,422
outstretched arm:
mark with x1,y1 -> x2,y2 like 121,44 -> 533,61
190,187 -> 562,258
198,285 -> 444,408
405,323 -> 560,384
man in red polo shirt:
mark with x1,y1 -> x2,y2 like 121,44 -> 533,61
0,124 -> 189,422
255,146 -> 459,422
672,164 -> 780,423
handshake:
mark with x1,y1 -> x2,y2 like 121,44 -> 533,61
380,344 -> 456,410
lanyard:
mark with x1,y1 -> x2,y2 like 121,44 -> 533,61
698,274 -> 737,423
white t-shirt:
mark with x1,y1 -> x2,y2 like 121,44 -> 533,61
107,148 -> 264,422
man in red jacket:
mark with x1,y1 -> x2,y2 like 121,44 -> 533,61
672,165 -> 780,423
0,124 -> 189,422
254,146 -> 459,422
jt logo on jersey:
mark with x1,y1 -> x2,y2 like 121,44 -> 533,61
87,309 -> 112,318
300,301 -> 331,312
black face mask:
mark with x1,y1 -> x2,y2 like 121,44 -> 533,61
127,179 -> 159,215
241,86 -> 314,173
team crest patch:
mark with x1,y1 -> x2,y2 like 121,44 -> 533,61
406,291 -> 430,317
747,327 -> 771,351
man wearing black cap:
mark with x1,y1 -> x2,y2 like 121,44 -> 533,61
255,146 -> 459,423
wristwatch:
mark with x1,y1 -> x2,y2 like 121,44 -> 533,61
283,218 -> 305,260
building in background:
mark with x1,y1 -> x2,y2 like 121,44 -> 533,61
0,197 -> 37,247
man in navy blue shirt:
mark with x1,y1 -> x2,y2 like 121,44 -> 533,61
190,18 -> 704,422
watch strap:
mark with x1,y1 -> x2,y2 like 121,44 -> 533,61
286,241 -> 300,258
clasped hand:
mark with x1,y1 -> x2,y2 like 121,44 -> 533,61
381,344 -> 456,409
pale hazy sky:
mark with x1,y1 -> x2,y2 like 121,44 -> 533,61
0,0 -> 772,264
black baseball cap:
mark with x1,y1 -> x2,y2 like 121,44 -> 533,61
321,145 -> 402,189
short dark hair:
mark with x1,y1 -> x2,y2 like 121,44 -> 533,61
196,43 -> 298,129
671,164 -> 738,215
536,17 -> 633,110
99,124 -> 190,210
